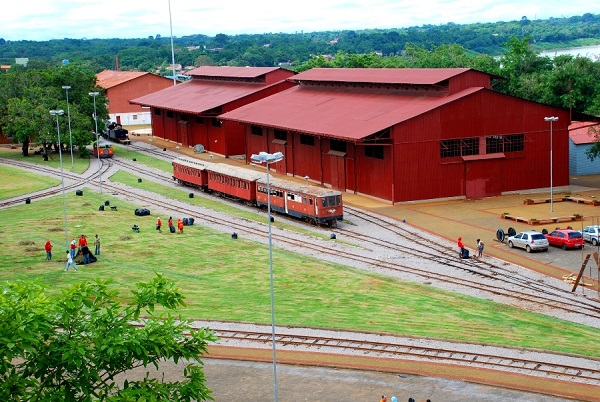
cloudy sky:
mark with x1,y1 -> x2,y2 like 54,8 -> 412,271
0,0 -> 594,41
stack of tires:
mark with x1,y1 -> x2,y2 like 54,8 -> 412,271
182,218 -> 195,226
134,208 -> 151,216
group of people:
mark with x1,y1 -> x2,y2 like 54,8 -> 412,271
380,397 -> 430,402
156,216 -> 184,234
45,233 -> 101,272
457,237 -> 484,259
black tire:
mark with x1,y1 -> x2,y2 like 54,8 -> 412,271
593,238 -> 598,246
507,227 -> 516,237
496,228 -> 505,242
526,245 -> 532,253
508,240 -> 514,248
562,243 -> 567,250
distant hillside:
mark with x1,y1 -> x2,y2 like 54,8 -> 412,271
0,12 -> 598,72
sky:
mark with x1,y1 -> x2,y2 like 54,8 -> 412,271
0,0 -> 595,41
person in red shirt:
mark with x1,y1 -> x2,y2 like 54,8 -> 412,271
177,218 -> 184,234
70,238 -> 77,258
156,217 -> 162,233
44,240 -> 53,261
457,237 -> 464,257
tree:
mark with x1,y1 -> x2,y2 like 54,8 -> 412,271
0,274 -> 217,401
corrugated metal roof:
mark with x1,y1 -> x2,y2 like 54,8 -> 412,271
220,85 -> 483,141
207,163 -> 265,181
570,121 -> 599,145
130,79 -> 274,114
97,70 -> 149,89
259,176 -> 342,197
289,68 -> 472,85
186,66 -> 282,78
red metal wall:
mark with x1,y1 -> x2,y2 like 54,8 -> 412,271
391,91 -> 570,203
107,75 -> 173,114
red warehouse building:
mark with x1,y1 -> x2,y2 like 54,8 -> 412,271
130,66 -> 295,156
219,67 -> 574,203
96,70 -> 174,126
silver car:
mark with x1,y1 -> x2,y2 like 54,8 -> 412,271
507,230 -> 549,253
581,225 -> 600,245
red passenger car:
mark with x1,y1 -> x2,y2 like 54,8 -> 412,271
256,176 -> 343,226
172,157 -> 210,189
205,163 -> 263,202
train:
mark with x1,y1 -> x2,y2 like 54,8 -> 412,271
172,156 -> 343,226
103,122 -> 131,144
93,140 -> 114,158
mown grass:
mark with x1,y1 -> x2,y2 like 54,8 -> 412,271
0,147 -> 89,174
111,146 -> 173,172
0,165 -> 61,199
1,177 -> 600,358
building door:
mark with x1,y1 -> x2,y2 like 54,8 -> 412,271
328,153 -> 346,190
465,160 -> 502,198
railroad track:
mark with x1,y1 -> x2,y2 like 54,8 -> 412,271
130,321 -> 600,387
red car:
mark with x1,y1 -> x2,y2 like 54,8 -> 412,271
544,229 -> 585,250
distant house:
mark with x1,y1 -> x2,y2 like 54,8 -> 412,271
569,121 -> 600,175
96,70 -> 174,126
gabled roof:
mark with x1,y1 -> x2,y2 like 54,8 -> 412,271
219,85 -> 483,141
185,66 -> 282,78
289,67 -> 487,85
570,121 -> 599,145
97,70 -> 150,89
130,79 -> 282,114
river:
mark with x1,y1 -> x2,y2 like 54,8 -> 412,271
539,44 -> 600,60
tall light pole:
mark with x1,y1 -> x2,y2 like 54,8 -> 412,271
544,116 -> 558,212
168,0 -> 177,86
50,109 -> 70,251
62,85 -> 74,168
250,151 -> 284,402
89,91 -> 102,194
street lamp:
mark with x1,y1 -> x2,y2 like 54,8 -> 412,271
89,91 -> 102,194
62,85 -> 74,168
50,109 -> 70,251
250,151 -> 284,402
544,116 -> 559,212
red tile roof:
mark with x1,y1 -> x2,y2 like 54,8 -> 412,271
97,70 -> 148,89
289,67 -> 474,85
569,121 -> 600,145
220,85 -> 483,141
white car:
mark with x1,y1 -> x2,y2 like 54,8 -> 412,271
581,225 -> 600,245
507,230 -> 549,253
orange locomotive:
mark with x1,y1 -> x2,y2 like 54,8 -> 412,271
93,141 -> 114,158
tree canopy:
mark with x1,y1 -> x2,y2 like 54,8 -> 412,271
0,273 -> 217,401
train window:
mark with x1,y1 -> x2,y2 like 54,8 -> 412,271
303,196 -> 307,204
309,199 -> 313,205
287,193 -> 296,201
322,198 -> 327,207
336,195 -> 341,205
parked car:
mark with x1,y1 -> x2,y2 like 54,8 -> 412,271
544,229 -> 585,250
581,225 -> 600,245
507,230 -> 549,253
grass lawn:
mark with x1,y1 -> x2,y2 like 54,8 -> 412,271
0,165 -> 61,199
2,185 -> 600,358
111,146 -> 173,172
0,146 -> 89,174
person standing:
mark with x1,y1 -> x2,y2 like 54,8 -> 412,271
65,250 -> 78,272
44,240 -> 53,261
457,237 -> 464,257
78,235 -> 87,254
94,234 -> 101,255
177,218 -> 184,234
70,239 -> 77,258
81,244 -> 91,264
477,239 -> 485,259
156,217 -> 162,233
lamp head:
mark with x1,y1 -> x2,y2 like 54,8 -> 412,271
49,110 -> 65,116
62,85 -> 71,90
544,116 -> 558,122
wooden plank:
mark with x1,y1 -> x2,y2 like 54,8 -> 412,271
571,254 -> 591,292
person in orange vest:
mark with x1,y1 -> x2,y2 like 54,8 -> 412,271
44,240 -> 53,261
156,217 -> 162,233
177,218 -> 184,234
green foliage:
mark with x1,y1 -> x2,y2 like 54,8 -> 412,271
0,274 -> 217,401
